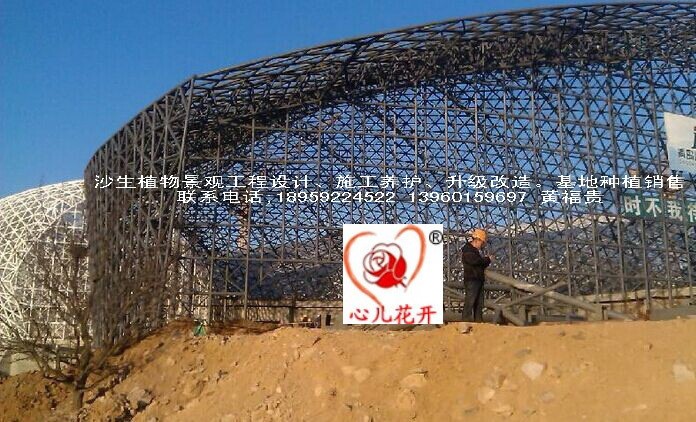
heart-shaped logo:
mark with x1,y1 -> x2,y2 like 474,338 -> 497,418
343,225 -> 426,308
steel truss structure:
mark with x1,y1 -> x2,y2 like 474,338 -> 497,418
85,2 -> 695,327
0,181 -> 88,342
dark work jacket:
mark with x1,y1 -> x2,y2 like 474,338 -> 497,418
461,242 -> 491,283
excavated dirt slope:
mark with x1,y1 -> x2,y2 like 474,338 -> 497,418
1,319 -> 696,421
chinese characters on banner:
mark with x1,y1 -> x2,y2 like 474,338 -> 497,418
343,224 -> 443,325
622,193 -> 696,225
664,112 -> 696,174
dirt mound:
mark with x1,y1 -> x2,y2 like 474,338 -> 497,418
2,319 -> 696,421
0,371 -> 70,421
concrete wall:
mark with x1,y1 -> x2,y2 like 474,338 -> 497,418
211,300 -> 343,326
581,286 -> 695,320
0,352 -> 38,376
213,293 -> 696,326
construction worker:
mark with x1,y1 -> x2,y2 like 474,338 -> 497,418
461,228 -> 493,322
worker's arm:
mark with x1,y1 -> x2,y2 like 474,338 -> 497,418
462,250 -> 491,267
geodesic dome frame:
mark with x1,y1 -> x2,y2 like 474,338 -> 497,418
0,181 -> 87,342
85,2 -> 696,326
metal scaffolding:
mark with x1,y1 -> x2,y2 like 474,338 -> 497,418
85,3 -> 695,328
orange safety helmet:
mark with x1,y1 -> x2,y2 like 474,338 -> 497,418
471,228 -> 488,242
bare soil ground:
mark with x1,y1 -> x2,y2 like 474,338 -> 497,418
1,318 -> 696,421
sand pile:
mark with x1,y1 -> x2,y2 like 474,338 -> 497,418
1,318 -> 696,421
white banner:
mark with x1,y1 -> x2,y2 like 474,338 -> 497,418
664,112 -> 696,173
342,224 -> 443,324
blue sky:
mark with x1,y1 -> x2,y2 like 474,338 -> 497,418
0,0 -> 600,197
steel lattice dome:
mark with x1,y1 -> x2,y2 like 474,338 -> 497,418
0,181 -> 87,342
85,2 -> 695,326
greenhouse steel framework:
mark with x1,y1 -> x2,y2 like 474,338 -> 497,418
85,2 -> 696,328
0,181 -> 87,343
